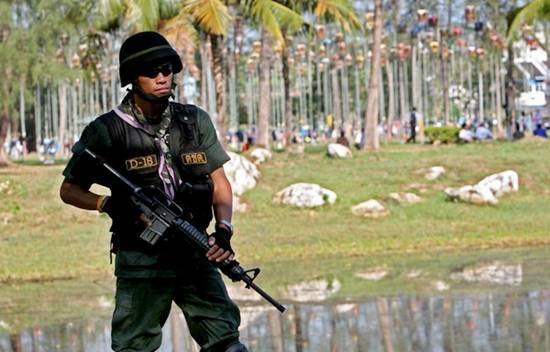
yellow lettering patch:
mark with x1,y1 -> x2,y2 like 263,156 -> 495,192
125,154 -> 158,171
181,152 -> 208,165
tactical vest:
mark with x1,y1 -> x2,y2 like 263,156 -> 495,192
97,103 -> 214,251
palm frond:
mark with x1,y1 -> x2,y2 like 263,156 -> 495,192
183,0 -> 232,36
314,0 -> 361,32
507,0 -> 550,41
247,0 -> 304,43
136,0 -> 161,31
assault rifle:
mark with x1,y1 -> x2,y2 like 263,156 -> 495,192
83,147 -> 286,313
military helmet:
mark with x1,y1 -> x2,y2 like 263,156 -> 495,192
119,31 -> 183,87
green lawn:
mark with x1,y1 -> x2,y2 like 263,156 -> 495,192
1,137 -> 549,331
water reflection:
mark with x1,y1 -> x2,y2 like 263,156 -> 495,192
2,289 -> 550,351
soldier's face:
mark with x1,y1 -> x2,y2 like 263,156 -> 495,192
136,63 -> 173,97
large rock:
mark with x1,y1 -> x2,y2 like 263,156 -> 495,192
327,143 -> 352,158
444,184 -> 499,205
273,183 -> 337,208
477,170 -> 519,198
249,147 -> 272,164
445,170 -> 519,205
424,166 -> 446,180
386,192 -> 423,205
351,199 -> 389,218
225,152 -> 260,196
450,261 -> 522,286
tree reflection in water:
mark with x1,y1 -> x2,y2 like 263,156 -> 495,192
2,289 -> 550,351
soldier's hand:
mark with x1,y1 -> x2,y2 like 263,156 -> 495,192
207,226 -> 234,262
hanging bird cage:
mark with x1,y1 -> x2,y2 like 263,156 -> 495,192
250,52 -> 260,60
316,25 -> 326,39
334,32 -> 344,42
429,41 -> 440,53
252,41 -> 262,53
318,62 -> 325,71
476,47 -> 485,58
457,38 -> 467,47
452,26 -> 463,36
397,22 -> 407,34
319,45 -> 326,56
338,41 -> 347,54
356,54 -> 365,65
468,46 -> 477,58
71,53 -> 81,68
465,5 -> 476,22
330,53 -> 340,63
440,28 -> 449,38
417,9 -> 429,23
246,59 -> 256,73
345,53 -> 353,65
428,16 -> 438,27
273,44 -> 283,55
442,47 -> 451,59
474,21 -> 484,32
365,12 -> 375,30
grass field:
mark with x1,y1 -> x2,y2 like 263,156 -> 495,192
1,137 -> 549,331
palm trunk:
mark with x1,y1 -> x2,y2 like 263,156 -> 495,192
505,44 -> 516,139
385,61 -> 395,139
34,85 -> 42,150
399,61 -> 407,137
257,29 -> 271,148
331,68 -> 342,133
0,111 -> 9,167
441,49 -> 450,125
19,80 -> 27,157
495,55 -> 504,138
58,83 -> 67,157
200,37 -> 209,109
281,32 -> 293,146
210,34 -> 227,147
363,0 -> 383,150
478,62 -> 484,122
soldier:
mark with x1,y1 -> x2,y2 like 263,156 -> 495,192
59,31 -> 247,352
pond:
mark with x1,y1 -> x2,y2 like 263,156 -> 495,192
2,288 -> 550,351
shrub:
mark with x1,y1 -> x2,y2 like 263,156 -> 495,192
424,126 -> 460,144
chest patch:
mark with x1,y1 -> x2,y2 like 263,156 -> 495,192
181,152 -> 208,165
125,154 -> 159,171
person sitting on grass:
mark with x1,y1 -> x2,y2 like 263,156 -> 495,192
533,123 -> 548,139
475,122 -> 493,141
458,123 -> 474,143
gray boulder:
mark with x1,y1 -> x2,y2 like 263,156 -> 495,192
249,147 -> 272,164
351,199 -> 389,218
386,192 -> 423,205
445,170 -> 519,205
273,183 -> 337,208
225,152 -> 260,196
327,143 -> 352,158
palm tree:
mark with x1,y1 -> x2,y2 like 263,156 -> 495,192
363,0 -> 383,151
243,0 -> 304,148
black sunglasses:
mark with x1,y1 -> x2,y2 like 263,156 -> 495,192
141,63 -> 173,78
